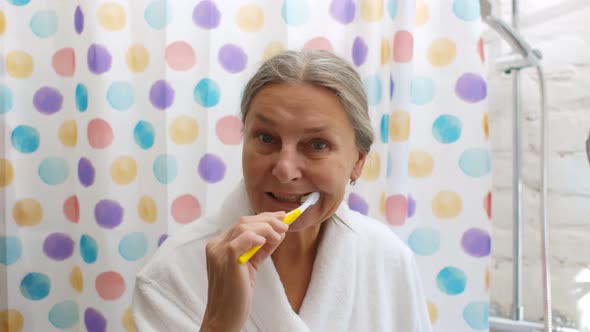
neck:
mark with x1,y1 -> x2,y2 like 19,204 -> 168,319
272,222 -> 323,263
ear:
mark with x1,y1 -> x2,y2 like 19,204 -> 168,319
350,150 -> 367,181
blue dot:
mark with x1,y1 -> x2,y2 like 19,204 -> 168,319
11,125 -> 40,153
436,266 -> 467,295
30,10 -> 59,38
407,227 -> 440,256
20,272 -> 51,300
433,114 -> 462,144
39,157 -> 69,185
134,120 -> 155,149
410,77 -> 435,105
194,78 -> 220,108
119,232 -> 148,261
0,85 -> 13,114
387,0 -> 398,19
145,0 -> 173,29
453,0 -> 480,21
389,75 -> 395,100
80,234 -> 98,264
0,236 -> 22,265
75,83 -> 88,112
380,114 -> 389,143
153,154 -> 178,184
106,81 -> 134,111
459,148 -> 490,177
282,0 -> 309,26
363,75 -> 382,106
49,300 -> 79,328
7,0 -> 31,6
386,151 -> 393,178
463,302 -> 489,330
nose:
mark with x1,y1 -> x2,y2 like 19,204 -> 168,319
271,145 -> 302,183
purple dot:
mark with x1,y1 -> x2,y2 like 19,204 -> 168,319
149,80 -> 175,110
461,228 -> 491,257
84,307 -> 106,332
330,0 -> 355,24
192,0 -> 221,29
43,233 -> 75,261
407,194 -> 416,218
348,192 -> 368,215
390,75 -> 395,100
198,153 -> 226,183
78,157 -> 95,187
87,44 -> 112,75
352,37 -> 368,67
74,6 -> 84,34
34,87 -> 63,115
218,44 -> 247,73
158,234 -> 168,247
94,199 -> 124,229
455,73 -> 487,103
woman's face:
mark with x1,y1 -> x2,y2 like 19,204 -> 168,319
242,83 -> 367,231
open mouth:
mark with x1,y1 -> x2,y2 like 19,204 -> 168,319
267,192 -> 312,204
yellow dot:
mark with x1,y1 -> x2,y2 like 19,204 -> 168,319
486,267 -> 491,290
236,4 -> 264,32
0,11 -> 6,35
126,44 -> 149,73
432,191 -> 462,219
428,38 -> 457,67
0,159 -> 14,187
483,112 -> 489,139
138,195 -> 157,223
13,198 -> 43,226
379,192 -> 386,216
415,1 -> 429,26
122,307 -> 136,332
98,2 -> 126,31
380,38 -> 390,65
263,41 -> 284,60
169,115 -> 198,144
6,51 -> 33,79
110,156 -> 137,185
361,151 -> 380,181
361,0 -> 383,21
58,120 -> 77,147
409,150 -> 433,178
70,266 -> 83,292
389,111 -> 410,142
427,301 -> 438,324
0,309 -> 24,332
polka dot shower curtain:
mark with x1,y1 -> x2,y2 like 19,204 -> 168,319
0,0 -> 490,331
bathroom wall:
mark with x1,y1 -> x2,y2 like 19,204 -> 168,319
485,0 -> 590,329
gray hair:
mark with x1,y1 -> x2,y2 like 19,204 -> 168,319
240,50 -> 374,155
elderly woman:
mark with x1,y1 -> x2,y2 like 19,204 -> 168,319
133,50 -> 432,331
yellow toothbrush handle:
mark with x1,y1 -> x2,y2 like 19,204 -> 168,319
237,209 -> 302,264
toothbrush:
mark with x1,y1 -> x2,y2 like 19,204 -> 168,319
237,192 -> 321,264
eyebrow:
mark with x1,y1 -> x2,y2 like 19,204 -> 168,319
254,114 -> 330,134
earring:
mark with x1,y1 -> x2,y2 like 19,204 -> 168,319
349,179 -> 357,186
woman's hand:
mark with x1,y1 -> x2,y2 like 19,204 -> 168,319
200,211 -> 288,332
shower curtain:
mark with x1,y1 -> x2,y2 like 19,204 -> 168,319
0,0 -> 490,331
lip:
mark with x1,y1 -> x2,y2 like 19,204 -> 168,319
265,192 -> 310,210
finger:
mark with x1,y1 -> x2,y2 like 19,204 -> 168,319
248,232 -> 286,269
228,231 -> 266,259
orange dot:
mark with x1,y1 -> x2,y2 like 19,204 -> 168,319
303,37 -> 333,52
165,41 -> 195,71
96,271 -> 125,300
122,307 -> 136,332
70,266 -> 83,292
385,194 -> 407,226
427,301 -> 438,324
0,158 -> 14,187
171,194 -> 201,224
393,30 -> 413,63
389,111 -> 410,141
0,309 -> 24,332
13,198 -> 43,226
87,118 -> 114,149
52,48 -> 76,77
483,112 -> 489,139
63,195 -> 80,223
380,38 -> 390,65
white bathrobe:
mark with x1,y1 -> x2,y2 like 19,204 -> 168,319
133,182 -> 433,332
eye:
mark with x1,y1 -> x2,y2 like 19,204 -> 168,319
310,140 -> 328,150
257,132 -> 274,144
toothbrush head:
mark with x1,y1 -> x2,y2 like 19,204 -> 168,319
300,192 -> 320,206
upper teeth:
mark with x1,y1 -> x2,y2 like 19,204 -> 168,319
273,194 -> 301,202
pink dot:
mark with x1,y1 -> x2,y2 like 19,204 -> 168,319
171,194 -> 201,224
393,30 -> 413,63
165,41 -> 196,71
483,191 -> 492,219
477,37 -> 485,63
63,195 -> 79,223
95,271 -> 125,300
87,118 -> 113,149
385,194 -> 407,226
52,48 -> 76,77
303,37 -> 333,52
215,115 -> 242,145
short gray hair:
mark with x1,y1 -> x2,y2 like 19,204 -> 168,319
240,50 -> 374,155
